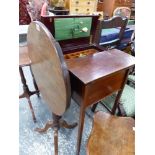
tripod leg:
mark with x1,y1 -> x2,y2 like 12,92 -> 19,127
54,128 -> 58,155
35,121 -> 54,133
35,113 -> 77,154
27,98 -> 37,123
59,119 -> 77,129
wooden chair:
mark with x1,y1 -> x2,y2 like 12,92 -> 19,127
19,45 -> 39,123
113,7 -> 131,19
127,31 -> 135,88
27,21 -> 77,154
129,31 -> 135,56
87,111 -> 135,155
94,16 -> 128,49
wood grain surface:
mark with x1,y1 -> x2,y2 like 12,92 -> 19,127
19,46 -> 31,67
66,49 -> 135,84
87,111 -> 135,155
27,21 -> 71,116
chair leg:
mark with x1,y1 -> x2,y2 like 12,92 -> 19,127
91,102 -> 99,112
117,103 -> 126,116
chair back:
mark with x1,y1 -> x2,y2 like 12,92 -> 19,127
94,16 -> 128,48
113,7 -> 131,19
130,31 -> 135,56
27,21 -> 71,116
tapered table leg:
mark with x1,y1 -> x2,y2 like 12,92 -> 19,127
111,90 -> 123,114
112,69 -> 130,115
76,104 -> 85,155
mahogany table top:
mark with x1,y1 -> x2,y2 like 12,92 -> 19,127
66,49 -> 135,84
27,21 -> 71,116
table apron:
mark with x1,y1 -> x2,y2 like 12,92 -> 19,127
84,70 -> 127,107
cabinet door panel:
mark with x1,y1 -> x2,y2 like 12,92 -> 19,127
73,17 -> 92,38
54,18 -> 74,40
54,17 -> 92,40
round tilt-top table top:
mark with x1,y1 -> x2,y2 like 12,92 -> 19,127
27,21 -> 71,116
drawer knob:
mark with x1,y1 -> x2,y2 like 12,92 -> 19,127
82,27 -> 88,32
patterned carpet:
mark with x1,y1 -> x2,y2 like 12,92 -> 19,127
19,66 -> 135,155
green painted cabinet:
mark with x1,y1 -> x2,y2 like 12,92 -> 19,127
54,17 -> 92,41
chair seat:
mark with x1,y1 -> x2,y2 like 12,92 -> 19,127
100,27 -> 134,48
19,46 -> 31,67
87,112 -> 135,155
100,28 -> 119,44
99,38 -> 119,46
94,16 -> 128,49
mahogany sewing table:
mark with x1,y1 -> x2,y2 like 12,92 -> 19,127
66,49 -> 135,155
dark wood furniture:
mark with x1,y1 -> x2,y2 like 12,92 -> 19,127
41,15 -> 105,55
94,16 -> 128,49
119,24 -> 135,51
49,8 -> 69,15
66,49 -> 135,155
27,21 -> 77,155
87,111 -> 135,155
19,45 -> 39,122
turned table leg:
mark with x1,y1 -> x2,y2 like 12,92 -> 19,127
19,66 -> 38,123
30,66 -> 40,97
